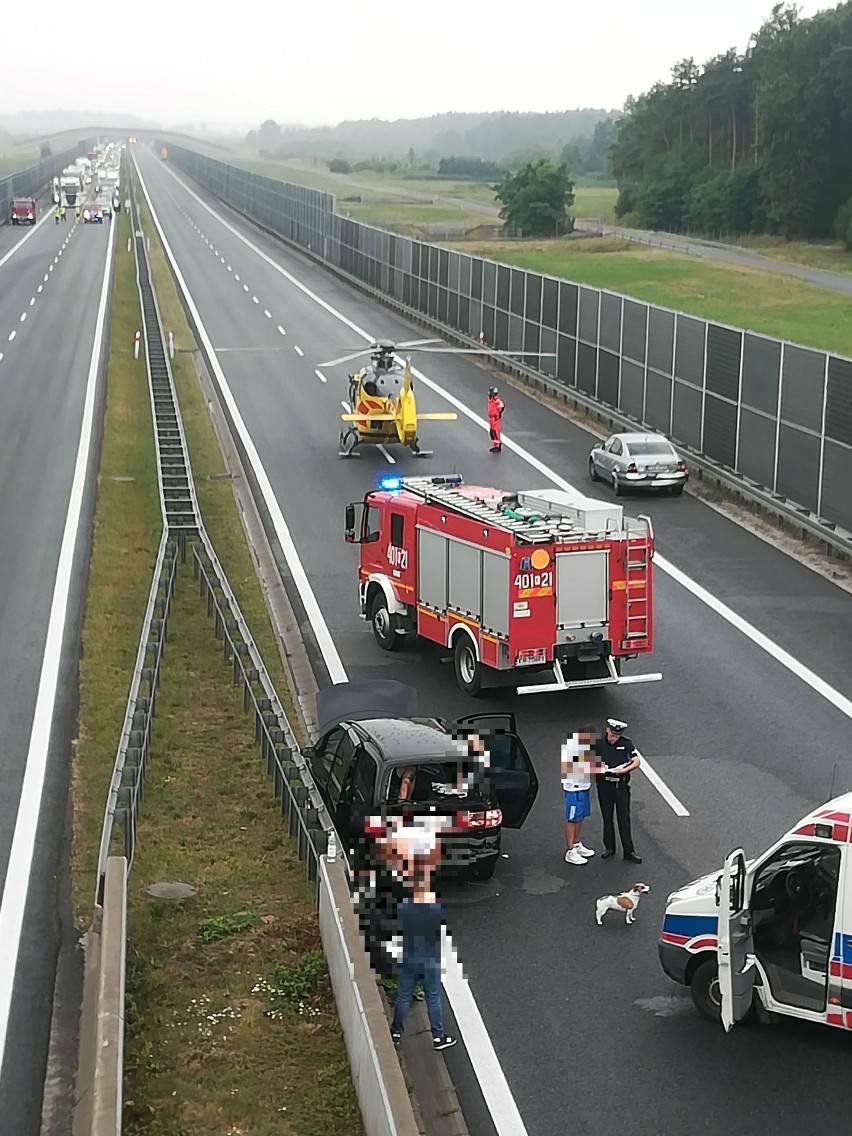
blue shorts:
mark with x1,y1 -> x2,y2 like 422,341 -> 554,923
563,789 -> 591,822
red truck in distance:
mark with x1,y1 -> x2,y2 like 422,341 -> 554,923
345,474 -> 663,697
10,197 -> 36,225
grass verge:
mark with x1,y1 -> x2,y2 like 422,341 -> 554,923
72,206 -> 161,923
0,150 -> 39,178
119,185 -> 361,1133
450,236 -> 852,358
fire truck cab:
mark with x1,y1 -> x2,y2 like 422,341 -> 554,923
345,474 -> 662,697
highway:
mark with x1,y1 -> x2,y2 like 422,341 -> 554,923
136,146 -> 852,1136
0,202 -> 115,1134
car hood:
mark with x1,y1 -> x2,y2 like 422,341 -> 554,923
666,858 -> 756,909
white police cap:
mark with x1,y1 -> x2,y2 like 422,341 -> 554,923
606,718 -> 628,734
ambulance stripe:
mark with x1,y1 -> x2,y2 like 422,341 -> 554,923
829,961 -> 852,980
832,932 -> 852,965
661,914 -> 718,937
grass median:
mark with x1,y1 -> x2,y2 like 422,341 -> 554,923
72,206 -> 161,922
452,236 -> 852,358
117,188 -> 361,1134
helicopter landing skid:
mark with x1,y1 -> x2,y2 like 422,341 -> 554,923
409,448 -> 433,458
338,448 -> 362,458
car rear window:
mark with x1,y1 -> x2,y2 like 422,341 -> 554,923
627,441 -> 674,456
388,761 -> 489,806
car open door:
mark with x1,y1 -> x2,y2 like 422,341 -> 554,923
455,713 -> 537,828
717,848 -> 756,1033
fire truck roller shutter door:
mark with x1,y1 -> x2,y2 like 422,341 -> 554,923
481,551 -> 510,637
448,540 -> 482,620
417,528 -> 448,610
556,550 -> 609,632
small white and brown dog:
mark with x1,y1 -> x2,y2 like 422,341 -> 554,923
595,883 -> 650,926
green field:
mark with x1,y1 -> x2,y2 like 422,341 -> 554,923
455,236 -> 852,358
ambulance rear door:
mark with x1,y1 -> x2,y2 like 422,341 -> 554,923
717,848 -> 757,1032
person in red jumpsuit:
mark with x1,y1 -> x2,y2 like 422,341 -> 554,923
487,387 -> 505,452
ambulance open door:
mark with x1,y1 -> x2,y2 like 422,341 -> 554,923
717,848 -> 757,1032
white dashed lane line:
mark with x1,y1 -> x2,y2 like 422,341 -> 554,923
235,274 -> 240,281
294,345 -> 304,357
264,309 -> 271,319
314,369 -> 327,383
277,325 -> 286,335
29,297 -> 35,307
8,331 -> 16,342
19,313 -> 26,323
243,284 -> 249,292
252,295 -> 259,304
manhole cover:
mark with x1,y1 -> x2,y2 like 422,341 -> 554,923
144,881 -> 198,900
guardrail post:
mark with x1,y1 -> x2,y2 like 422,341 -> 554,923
168,331 -> 174,360
126,237 -> 131,253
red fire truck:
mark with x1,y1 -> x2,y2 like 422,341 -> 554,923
344,474 -> 662,697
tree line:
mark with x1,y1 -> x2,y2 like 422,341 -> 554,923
610,2 -> 852,242
244,109 -> 616,174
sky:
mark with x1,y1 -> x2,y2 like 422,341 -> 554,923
0,0 -> 834,130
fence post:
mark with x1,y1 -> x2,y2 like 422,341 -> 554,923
134,331 -> 141,360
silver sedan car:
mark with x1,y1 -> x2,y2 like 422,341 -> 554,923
589,432 -> 689,497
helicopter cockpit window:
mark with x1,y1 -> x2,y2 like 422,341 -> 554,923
363,379 -> 379,395
365,506 -> 381,542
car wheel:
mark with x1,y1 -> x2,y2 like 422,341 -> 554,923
469,856 -> 498,881
690,958 -> 723,1022
670,484 -> 685,497
453,635 -> 483,697
588,457 -> 598,482
612,472 -> 624,497
370,591 -> 403,652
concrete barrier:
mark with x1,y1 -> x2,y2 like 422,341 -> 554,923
319,855 -> 420,1136
73,856 -> 127,1136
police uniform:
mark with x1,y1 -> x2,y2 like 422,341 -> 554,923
594,718 -> 642,863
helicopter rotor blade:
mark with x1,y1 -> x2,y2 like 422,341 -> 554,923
398,348 -> 557,357
394,339 -> 444,348
317,349 -> 373,368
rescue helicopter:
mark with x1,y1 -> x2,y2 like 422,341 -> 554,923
318,338 -> 553,458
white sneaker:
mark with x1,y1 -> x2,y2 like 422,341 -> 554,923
575,843 -> 595,858
564,848 -> 587,865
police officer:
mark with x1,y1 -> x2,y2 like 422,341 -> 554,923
594,718 -> 642,863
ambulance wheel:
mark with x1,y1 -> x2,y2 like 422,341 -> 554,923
690,958 -> 722,1023
370,592 -> 403,652
453,636 -> 483,697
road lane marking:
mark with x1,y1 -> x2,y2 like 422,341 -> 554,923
0,216 -> 116,1077
137,156 -> 529,1136
252,296 -> 259,304
264,309 -> 272,319
243,284 -> 249,292
8,331 -> 15,341
636,751 -> 689,816
294,345 -> 304,356
377,445 -> 396,465
19,313 -> 26,322
160,159 -> 852,744
277,325 -> 286,335
314,369 -> 327,383
29,297 -> 35,307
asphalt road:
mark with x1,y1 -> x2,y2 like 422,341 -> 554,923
0,207 -> 113,1134
139,148 -> 852,1136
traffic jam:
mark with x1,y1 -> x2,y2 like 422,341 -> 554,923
313,469 -> 852,1040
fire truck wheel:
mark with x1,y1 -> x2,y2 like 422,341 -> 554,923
369,592 -> 403,652
453,636 -> 483,696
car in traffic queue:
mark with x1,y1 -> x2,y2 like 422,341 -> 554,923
660,791 -> 852,1035
82,204 -> 103,224
301,680 -> 539,883
589,432 -> 689,497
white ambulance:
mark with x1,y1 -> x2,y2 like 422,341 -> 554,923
659,792 -> 852,1033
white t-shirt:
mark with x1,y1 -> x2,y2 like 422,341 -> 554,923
561,735 -> 593,792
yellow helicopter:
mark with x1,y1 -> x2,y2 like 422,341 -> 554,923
318,339 -> 552,458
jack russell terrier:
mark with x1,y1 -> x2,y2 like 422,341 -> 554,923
595,883 -> 650,926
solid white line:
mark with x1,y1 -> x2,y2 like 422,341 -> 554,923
442,929 -> 528,1136
377,445 -> 396,465
160,159 -> 852,738
314,369 -> 327,383
135,159 -> 348,686
0,207 -> 54,273
137,155 -> 526,1136
0,217 -> 116,1076
636,751 -> 689,817
294,345 -> 304,356
277,325 -> 286,335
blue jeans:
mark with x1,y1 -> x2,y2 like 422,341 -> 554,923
391,956 -> 444,1039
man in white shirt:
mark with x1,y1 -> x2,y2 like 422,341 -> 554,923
561,728 -> 605,865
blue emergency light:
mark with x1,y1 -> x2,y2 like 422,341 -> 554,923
380,476 -> 402,491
